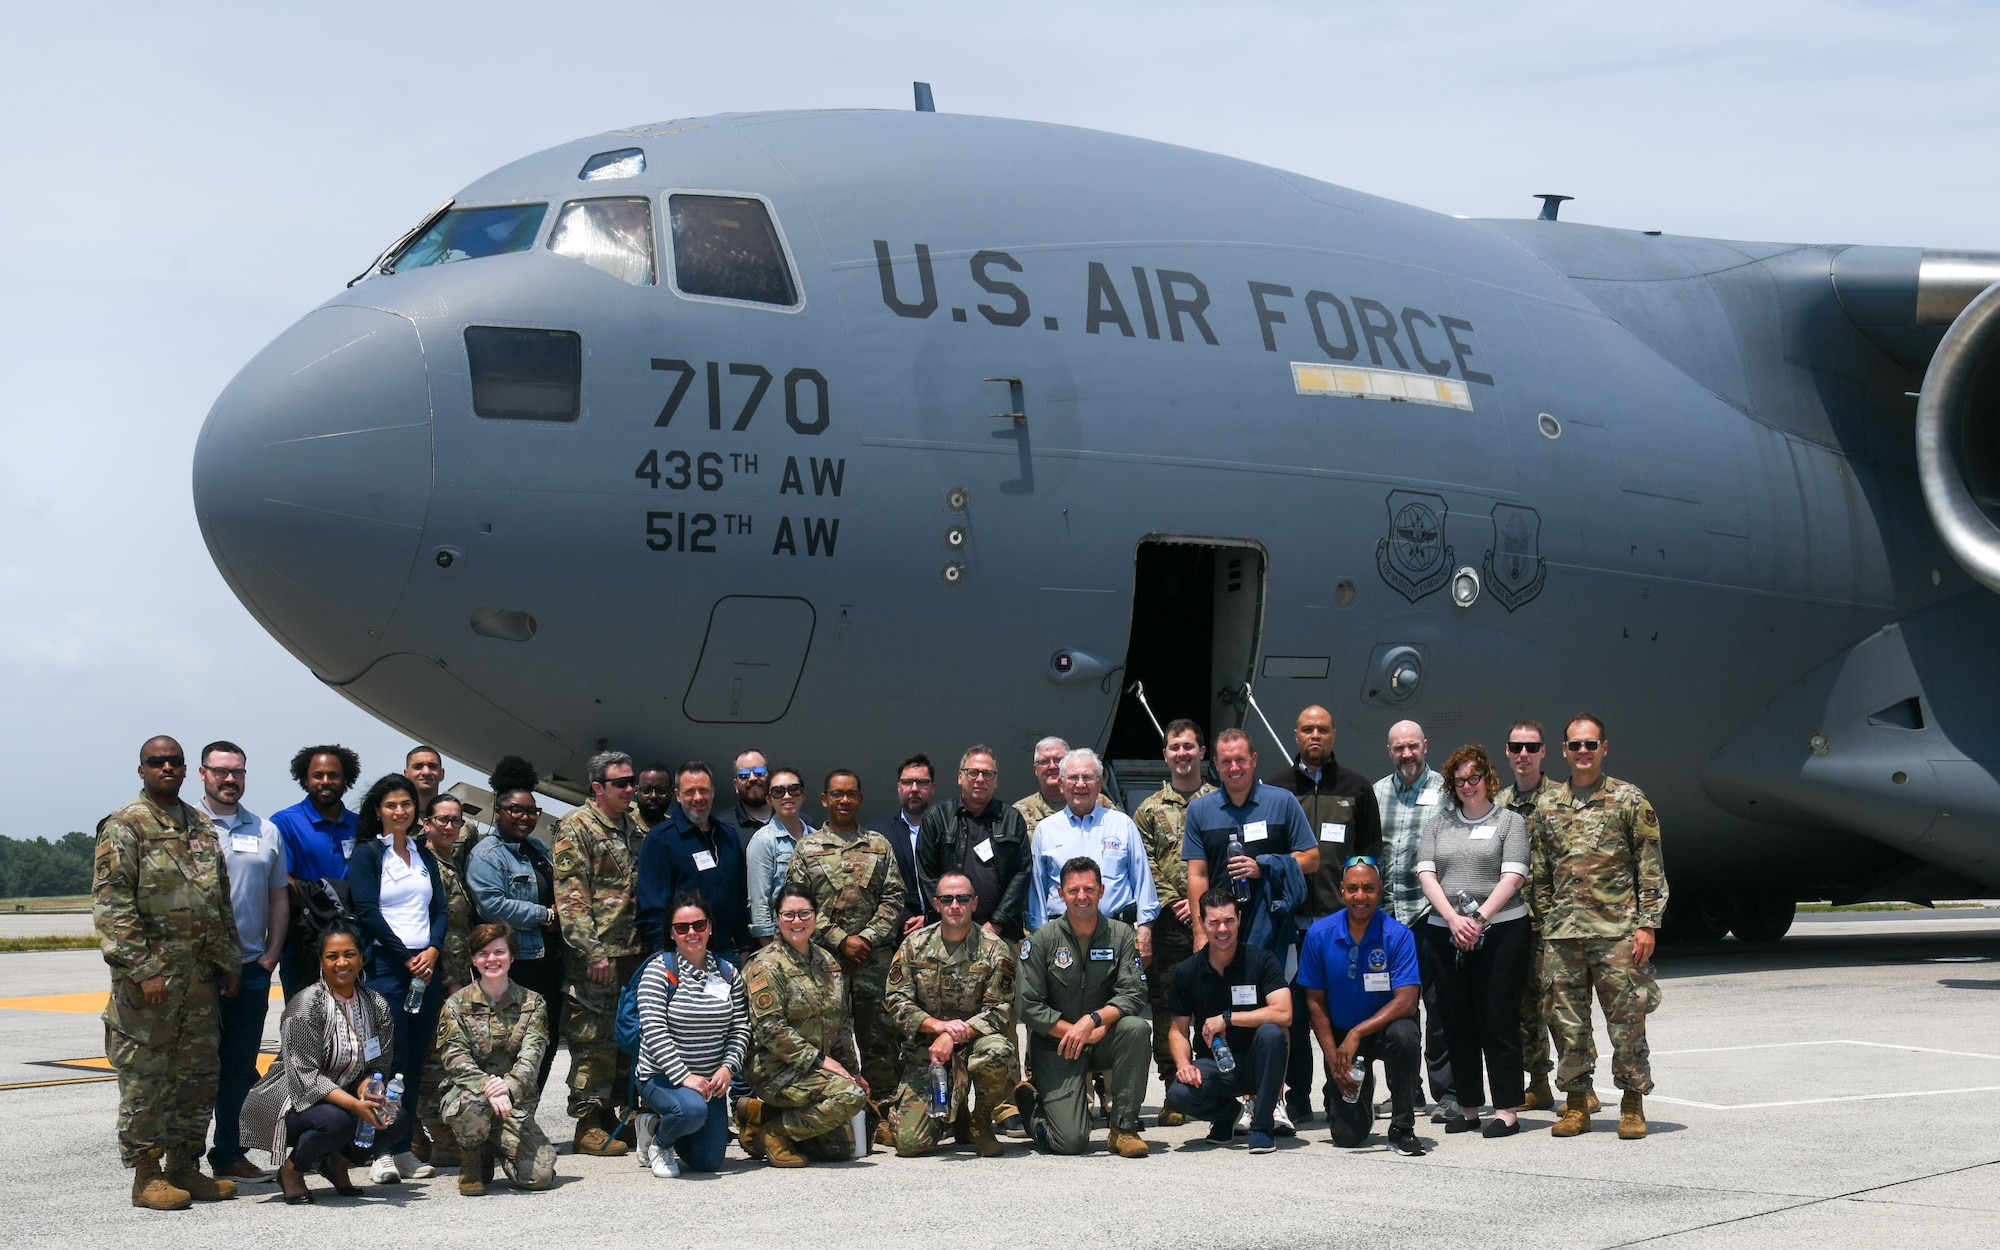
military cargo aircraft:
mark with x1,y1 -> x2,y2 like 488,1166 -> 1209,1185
192,97 -> 2000,943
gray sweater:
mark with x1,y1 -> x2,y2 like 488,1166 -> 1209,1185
1415,806 -> 1530,925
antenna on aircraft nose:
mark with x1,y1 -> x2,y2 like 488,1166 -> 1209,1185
1535,194 -> 1573,221
914,81 -> 936,112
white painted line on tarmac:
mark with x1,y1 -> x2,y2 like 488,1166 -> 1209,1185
1651,1085 -> 2000,1111
1655,1038 -> 2000,1062
1645,1038 -> 2000,1109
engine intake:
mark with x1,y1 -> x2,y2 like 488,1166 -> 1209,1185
1916,279 -> 2000,594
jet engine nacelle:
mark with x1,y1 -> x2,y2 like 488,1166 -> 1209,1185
1917,279 -> 2000,595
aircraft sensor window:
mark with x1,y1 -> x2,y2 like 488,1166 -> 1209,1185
578,147 -> 646,181
667,194 -> 798,307
464,326 -> 581,421
392,203 -> 548,272
548,197 -> 656,286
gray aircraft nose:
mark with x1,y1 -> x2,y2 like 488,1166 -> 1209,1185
194,304 -> 433,681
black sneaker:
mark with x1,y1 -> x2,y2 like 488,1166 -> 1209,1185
1388,1127 -> 1428,1157
1206,1104 -> 1242,1143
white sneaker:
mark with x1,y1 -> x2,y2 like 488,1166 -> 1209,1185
635,1113 -> 658,1168
1270,1103 -> 1296,1137
650,1148 -> 681,1179
369,1154 -> 401,1184
391,1150 -> 434,1179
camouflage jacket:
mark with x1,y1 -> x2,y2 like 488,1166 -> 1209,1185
884,922 -> 1016,1045
1528,776 -> 1669,939
1132,781 -> 1215,911
92,792 -> 242,984
436,981 -> 550,1103
785,827 -> 904,956
435,853 -> 475,990
552,800 -> 649,963
745,938 -> 859,1090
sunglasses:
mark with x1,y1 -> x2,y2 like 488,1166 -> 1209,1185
1565,739 -> 1603,752
1343,855 -> 1378,869
602,776 -> 636,789
736,767 -> 769,780
769,783 -> 804,798
143,754 -> 186,769
934,893 -> 975,906
1505,742 -> 1544,754
670,918 -> 710,935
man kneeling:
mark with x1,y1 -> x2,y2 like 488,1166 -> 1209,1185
1015,858 -> 1151,1157
883,871 -> 1019,1157
1165,889 -> 1292,1152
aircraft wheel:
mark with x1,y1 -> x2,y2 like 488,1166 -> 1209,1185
1661,895 -> 1730,943
1726,896 -> 1796,943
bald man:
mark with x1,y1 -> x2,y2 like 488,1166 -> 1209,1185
1263,705 -> 1382,1129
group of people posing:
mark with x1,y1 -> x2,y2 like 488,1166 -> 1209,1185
91,707 -> 1665,1209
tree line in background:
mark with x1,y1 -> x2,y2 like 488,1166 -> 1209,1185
0,833 -> 94,897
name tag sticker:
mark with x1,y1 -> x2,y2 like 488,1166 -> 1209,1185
1230,984 -> 1258,1006
691,850 -> 717,872
1470,825 -> 1497,840
1089,948 -> 1115,961
364,1035 -> 383,1061
1416,791 -> 1440,806
703,979 -> 730,1001
1363,972 -> 1392,993
340,838 -> 355,860
231,832 -> 260,854
1242,820 -> 1270,844
974,839 -> 995,862
1319,822 -> 1346,844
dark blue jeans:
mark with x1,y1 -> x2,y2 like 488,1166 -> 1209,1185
1166,1022 -> 1288,1134
638,1075 -> 730,1172
210,960 -> 273,1167
363,958 -> 444,1156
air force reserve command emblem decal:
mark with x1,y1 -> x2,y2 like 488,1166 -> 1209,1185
1376,490 -> 1452,603
1482,502 -> 1547,611
1054,946 -> 1073,970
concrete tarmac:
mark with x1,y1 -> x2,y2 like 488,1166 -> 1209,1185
2,912 -> 1996,1249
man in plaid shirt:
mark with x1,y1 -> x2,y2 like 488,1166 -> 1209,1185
1371,721 -> 1455,1116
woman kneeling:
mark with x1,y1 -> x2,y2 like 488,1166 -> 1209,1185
437,923 -> 558,1194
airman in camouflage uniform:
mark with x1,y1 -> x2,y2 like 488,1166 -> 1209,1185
1015,736 -> 1112,833
741,928 -> 869,1164
784,772 -> 905,1098
93,737 -> 244,1210
416,795 -> 477,1164
436,979 -> 557,1191
1528,717 -> 1666,1139
882,872 -> 1018,1157
1132,766 -> 1213,1097
551,751 -> 648,1154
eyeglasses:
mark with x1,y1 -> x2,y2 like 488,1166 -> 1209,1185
736,767 -> 768,780
960,768 -> 996,779
1453,775 -> 1485,788
769,783 -> 804,798
671,918 -> 711,935
428,816 -> 465,828
934,893 -> 975,906
602,776 -> 636,789
825,791 -> 861,802
777,909 -> 815,922
1343,855 -> 1378,869
1505,742 -> 1544,754
500,804 -> 541,817
201,766 -> 245,779
143,754 -> 186,769
1565,739 -> 1603,752
898,777 -> 932,787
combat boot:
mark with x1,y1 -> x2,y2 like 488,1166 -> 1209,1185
1618,1091 -> 1647,1139
759,1125 -> 808,1168
968,1105 -> 1005,1158
166,1151 -> 237,1201
458,1148 -> 487,1197
1551,1091 -> 1592,1137
1516,1074 -> 1555,1112
424,1120 -> 462,1168
1588,1089 -> 1602,1114
735,1098 -> 766,1159
1157,1106 -> 1187,1127
130,1151 -> 192,1211
1107,1126 -> 1150,1159
411,1119 -> 433,1163
573,1113 -> 629,1157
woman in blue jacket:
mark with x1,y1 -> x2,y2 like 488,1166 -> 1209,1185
465,756 -> 567,1094
347,772 -> 446,1183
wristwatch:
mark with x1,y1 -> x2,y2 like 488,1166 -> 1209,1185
1088,1010 -> 1104,1028
1223,1010 -> 1234,1030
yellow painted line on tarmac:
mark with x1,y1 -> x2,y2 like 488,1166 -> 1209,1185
0,1051 -> 275,1093
0,986 -> 284,1013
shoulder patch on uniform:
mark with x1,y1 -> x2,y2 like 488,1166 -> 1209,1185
1642,808 -> 1658,827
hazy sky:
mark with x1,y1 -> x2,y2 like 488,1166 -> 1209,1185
3,1 -> 1995,839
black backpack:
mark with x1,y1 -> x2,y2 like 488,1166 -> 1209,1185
290,877 -> 356,953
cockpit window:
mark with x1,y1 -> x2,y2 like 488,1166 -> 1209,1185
465,327 -> 581,421
579,148 -> 645,181
668,194 -> 798,307
548,197 -> 655,286
392,204 -> 548,272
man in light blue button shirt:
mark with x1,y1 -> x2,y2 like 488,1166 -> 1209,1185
1027,750 -> 1158,963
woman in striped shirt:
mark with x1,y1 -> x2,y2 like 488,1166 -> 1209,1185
634,889 -> 751,1178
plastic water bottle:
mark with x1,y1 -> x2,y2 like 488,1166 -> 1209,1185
1211,1032 -> 1237,1074
928,1063 -> 950,1120
1342,1058 -> 1365,1103
383,1072 -> 406,1129
1225,832 -> 1250,903
403,976 -> 428,1013
352,1071 -> 384,1147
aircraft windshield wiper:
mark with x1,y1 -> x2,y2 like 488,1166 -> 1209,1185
348,199 -> 454,287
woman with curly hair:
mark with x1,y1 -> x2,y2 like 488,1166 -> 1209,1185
1415,744 -> 1532,1137
465,757 -> 567,1092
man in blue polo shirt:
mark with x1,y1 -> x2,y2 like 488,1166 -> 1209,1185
268,744 -> 361,1000
1298,857 -> 1425,1156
